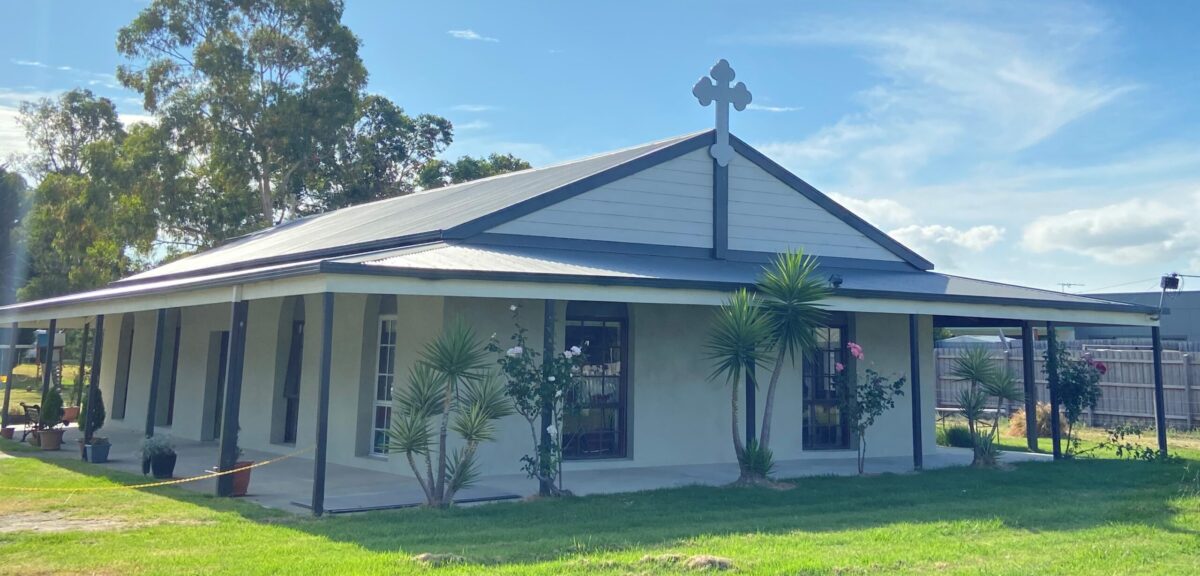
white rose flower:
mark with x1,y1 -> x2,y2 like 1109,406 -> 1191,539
506,346 -> 523,357
548,376 -> 556,382
563,350 -> 573,358
555,390 -> 563,398
546,424 -> 558,436
570,345 -> 582,355
509,304 -> 518,312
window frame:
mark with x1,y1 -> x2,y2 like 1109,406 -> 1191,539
562,302 -> 630,461
370,314 -> 399,457
802,320 -> 852,451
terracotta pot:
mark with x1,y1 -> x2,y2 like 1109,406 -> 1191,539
28,431 -> 40,447
229,461 -> 254,497
62,406 -> 80,424
0,427 -> 12,440
39,429 -> 64,451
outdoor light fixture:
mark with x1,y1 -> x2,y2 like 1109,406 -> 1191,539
1161,274 -> 1181,290
829,274 -> 844,288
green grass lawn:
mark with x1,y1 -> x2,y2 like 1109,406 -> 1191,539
3,363 -> 85,418
1,435 -> 1199,575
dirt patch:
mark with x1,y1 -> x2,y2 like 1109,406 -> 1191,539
0,512 -> 213,534
641,554 -> 735,571
412,553 -> 465,567
0,512 -> 131,534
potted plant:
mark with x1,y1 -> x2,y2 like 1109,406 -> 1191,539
228,448 -> 254,497
139,435 -> 177,478
0,427 -> 12,440
38,389 -> 66,451
80,389 -> 110,463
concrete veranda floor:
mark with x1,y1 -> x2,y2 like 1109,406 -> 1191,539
11,424 -> 1051,514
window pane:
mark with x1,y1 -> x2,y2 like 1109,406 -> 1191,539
564,314 -> 627,460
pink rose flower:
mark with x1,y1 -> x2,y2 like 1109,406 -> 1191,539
847,342 -> 864,360
835,362 -> 845,373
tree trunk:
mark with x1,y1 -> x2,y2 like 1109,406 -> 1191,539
259,173 -> 273,225
858,435 -> 867,475
433,378 -> 455,506
731,365 -> 745,463
405,451 -> 432,502
759,352 -> 787,452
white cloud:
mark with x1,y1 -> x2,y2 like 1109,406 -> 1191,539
827,192 -> 913,229
891,224 -> 1005,270
1022,196 -> 1200,265
455,120 -> 490,131
447,29 -> 499,43
452,104 -> 496,113
746,103 -> 801,113
11,59 -> 47,68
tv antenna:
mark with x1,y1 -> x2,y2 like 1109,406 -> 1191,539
1057,282 -> 1085,293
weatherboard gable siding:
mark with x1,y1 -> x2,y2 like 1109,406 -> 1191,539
726,152 -> 903,261
488,148 -> 714,248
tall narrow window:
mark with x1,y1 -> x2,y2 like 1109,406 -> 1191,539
112,313 -> 135,420
211,331 -> 230,438
281,320 -> 304,444
803,325 -> 850,450
372,316 -> 398,455
563,302 -> 629,460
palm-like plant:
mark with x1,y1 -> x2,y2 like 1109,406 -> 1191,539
388,319 -> 505,507
705,288 -> 772,468
982,370 -> 1024,436
950,346 -> 998,393
755,250 -> 829,452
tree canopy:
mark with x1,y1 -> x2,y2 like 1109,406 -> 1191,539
10,0 -> 531,300
0,167 -> 28,305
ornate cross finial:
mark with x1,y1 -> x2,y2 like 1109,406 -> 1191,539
692,59 -> 752,167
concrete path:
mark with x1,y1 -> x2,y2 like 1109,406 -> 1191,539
8,425 -> 1050,514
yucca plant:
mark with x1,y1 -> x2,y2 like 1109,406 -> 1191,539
755,250 -> 829,453
388,320 -> 510,507
705,288 -> 772,476
950,346 -> 999,462
705,250 -> 831,484
982,370 -> 1024,436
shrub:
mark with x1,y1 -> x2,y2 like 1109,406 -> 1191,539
937,424 -> 974,448
80,387 -> 106,438
1008,402 -> 1068,438
40,388 -> 64,428
139,435 -> 175,460
973,432 -> 1000,467
738,439 -> 775,478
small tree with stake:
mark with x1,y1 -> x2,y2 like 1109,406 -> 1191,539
488,305 -> 583,496
834,342 -> 906,474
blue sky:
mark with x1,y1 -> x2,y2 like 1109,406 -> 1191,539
2,1 -> 1199,294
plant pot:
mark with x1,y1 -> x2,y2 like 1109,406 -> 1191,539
229,461 -> 254,497
39,429 -> 64,451
62,406 -> 80,424
150,453 -> 177,479
79,439 -> 87,460
28,431 -> 40,447
85,443 -> 111,463
0,427 -> 12,440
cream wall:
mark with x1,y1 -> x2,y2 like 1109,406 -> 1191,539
94,295 -> 935,482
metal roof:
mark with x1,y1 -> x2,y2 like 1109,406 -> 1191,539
324,242 -> 1154,314
123,131 -> 711,283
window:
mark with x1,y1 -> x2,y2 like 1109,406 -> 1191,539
803,325 -> 850,450
112,313 -> 135,420
563,302 -> 629,460
371,316 -> 398,455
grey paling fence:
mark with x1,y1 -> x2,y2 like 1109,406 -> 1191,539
935,340 -> 1199,431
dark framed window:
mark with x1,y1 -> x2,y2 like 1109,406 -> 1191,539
803,323 -> 850,450
563,302 -> 629,460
